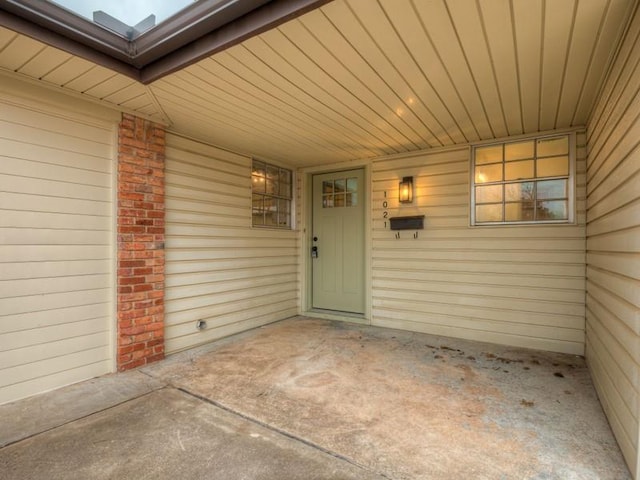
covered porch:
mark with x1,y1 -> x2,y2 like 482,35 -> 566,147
1,317 -> 630,479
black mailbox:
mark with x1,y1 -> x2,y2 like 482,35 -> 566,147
389,215 -> 425,230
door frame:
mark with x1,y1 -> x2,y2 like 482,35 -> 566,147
300,161 -> 372,324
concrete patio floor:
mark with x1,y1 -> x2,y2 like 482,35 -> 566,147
0,317 -> 631,479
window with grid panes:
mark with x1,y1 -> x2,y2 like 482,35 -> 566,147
471,134 -> 573,225
252,160 -> 292,228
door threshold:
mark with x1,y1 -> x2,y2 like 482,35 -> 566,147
305,309 -> 370,325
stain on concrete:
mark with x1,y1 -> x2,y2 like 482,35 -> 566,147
143,317 -> 631,480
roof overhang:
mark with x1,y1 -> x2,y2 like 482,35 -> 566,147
0,0 -> 332,83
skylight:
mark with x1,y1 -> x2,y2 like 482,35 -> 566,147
49,0 -> 199,38
1,0 -> 330,83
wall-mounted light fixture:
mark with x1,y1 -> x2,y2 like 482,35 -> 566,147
399,176 -> 413,203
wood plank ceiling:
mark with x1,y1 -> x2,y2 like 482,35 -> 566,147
0,0 -> 635,167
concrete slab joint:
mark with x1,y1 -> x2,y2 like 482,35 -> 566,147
116,113 -> 166,371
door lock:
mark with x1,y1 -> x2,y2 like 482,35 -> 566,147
311,246 -> 318,258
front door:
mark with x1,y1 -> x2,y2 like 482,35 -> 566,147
312,169 -> 365,314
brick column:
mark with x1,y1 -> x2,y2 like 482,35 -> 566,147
116,113 -> 165,371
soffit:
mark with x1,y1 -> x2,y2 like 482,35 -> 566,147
0,0 -> 636,167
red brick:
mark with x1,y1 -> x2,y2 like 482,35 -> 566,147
120,260 -> 146,268
118,292 -> 147,303
145,322 -> 164,333
118,345 -> 135,355
119,358 -> 146,371
133,284 -> 153,293
120,325 -> 146,336
147,353 -> 164,363
147,305 -> 164,315
119,276 -> 145,285
118,353 -> 133,364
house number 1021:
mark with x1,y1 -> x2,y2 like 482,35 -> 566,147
382,191 -> 388,228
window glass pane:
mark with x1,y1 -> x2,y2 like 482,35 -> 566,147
537,136 -> 569,157
252,161 -> 265,194
475,184 -> 503,203
279,169 -> 291,186
278,199 -> 290,227
252,195 -> 264,225
505,141 -> 534,161
266,165 -> 278,181
347,177 -> 357,193
537,200 -> 568,220
505,202 -> 534,221
266,165 -> 278,195
505,182 -> 534,202
279,181 -> 291,198
323,195 -> 334,208
323,180 -> 334,194
334,179 -> 345,193
346,192 -> 357,206
475,163 -> 502,183
476,204 -> 503,222
537,179 -> 567,200
505,160 -> 534,181
475,145 -> 502,165
264,197 -> 276,225
334,193 -> 345,207
537,156 -> 569,177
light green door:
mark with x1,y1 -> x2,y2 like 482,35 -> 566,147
312,169 -> 365,314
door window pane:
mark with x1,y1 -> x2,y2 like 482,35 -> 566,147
334,179 -> 345,193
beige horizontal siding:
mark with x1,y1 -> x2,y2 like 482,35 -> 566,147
371,135 -> 586,356
0,96 -> 115,405
164,134 -> 298,354
585,4 -> 640,476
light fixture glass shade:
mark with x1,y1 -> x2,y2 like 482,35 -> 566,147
399,176 -> 413,203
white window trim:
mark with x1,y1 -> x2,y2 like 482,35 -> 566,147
470,132 -> 576,226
